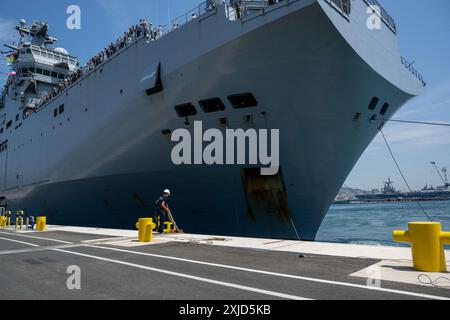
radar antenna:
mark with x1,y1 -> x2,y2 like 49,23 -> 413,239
15,20 -> 58,47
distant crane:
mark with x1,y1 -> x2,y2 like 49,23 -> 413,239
430,162 -> 449,188
443,167 -> 448,186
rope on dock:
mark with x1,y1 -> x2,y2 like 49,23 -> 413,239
418,274 -> 450,289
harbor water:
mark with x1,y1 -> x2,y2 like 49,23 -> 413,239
316,200 -> 450,246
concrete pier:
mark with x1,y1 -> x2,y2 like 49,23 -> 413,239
0,225 -> 449,300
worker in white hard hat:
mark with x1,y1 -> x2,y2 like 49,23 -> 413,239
155,189 -> 171,234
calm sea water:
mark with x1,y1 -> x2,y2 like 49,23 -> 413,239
316,200 -> 450,246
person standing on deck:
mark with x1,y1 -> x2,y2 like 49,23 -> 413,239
229,0 -> 242,19
155,189 -> 171,234
206,0 -> 217,11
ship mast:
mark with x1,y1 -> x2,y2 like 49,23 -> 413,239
2,19 -> 57,53
14,19 -> 58,48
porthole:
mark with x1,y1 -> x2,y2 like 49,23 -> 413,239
228,93 -> 258,109
380,103 -> 390,116
368,97 -> 379,111
175,103 -> 197,117
199,98 -> 226,113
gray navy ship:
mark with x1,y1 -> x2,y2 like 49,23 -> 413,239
0,0 -> 425,240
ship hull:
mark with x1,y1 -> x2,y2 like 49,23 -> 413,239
1,1 -> 416,240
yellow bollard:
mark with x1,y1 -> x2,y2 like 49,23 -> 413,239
15,211 -> 24,231
164,222 -> 175,233
5,211 -> 11,229
36,216 -> 47,231
136,218 -> 154,242
393,222 -> 450,273
0,216 -> 5,228
15,217 -> 24,231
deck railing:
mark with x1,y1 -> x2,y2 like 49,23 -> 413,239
329,0 -> 351,15
363,0 -> 396,33
401,57 -> 426,87
171,0 -> 288,28
171,1 -> 220,29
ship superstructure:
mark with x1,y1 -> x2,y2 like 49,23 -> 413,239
1,20 -> 78,117
0,0 -> 425,240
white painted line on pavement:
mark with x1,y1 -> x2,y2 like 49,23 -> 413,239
1,234 -> 448,301
87,245 -> 450,301
0,231 -> 72,244
0,244 -> 84,255
0,234 -> 311,300
55,248 -> 311,300
0,236 -> 40,247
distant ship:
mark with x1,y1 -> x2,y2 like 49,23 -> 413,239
354,178 -> 450,203
0,0 -> 425,240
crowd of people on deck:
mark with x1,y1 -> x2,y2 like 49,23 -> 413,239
84,19 -> 165,72
32,0 -> 249,113
35,19 -> 164,111
31,1 -> 283,113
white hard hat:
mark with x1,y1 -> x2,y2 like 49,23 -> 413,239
163,189 -> 171,195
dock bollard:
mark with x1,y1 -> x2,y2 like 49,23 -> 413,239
393,222 -> 450,273
36,217 -> 47,231
15,211 -> 24,231
15,217 -> 24,231
5,211 -> 11,229
164,222 -> 175,233
136,218 -> 154,242
0,216 -> 5,228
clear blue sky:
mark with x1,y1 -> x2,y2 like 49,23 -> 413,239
1,0 -> 449,191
